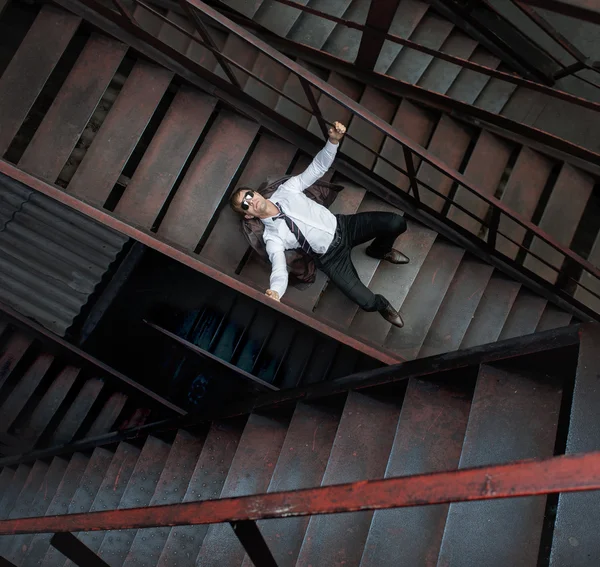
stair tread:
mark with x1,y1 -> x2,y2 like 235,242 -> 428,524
47,377 -> 104,447
0,464 -> 31,520
244,52 -> 291,109
342,86 -> 398,169
72,443 -> 141,558
418,29 -> 478,95
157,11 -> 194,53
82,391 -> 128,438
535,304 -> 572,332
474,65 -> 518,114
156,110 -> 257,251
313,194 -> 402,329
18,34 -> 127,183
114,87 -> 216,229
307,72 -> 363,139
122,430 -> 205,567
200,133 -> 296,272
550,325 -> 600,566
375,0 -> 430,74
185,26 -> 226,73
7,460 -> 49,520
274,61 -> 322,129
19,453 -> 88,567
351,219 -> 437,345
214,34 -> 260,87
39,447 -> 113,567
388,13 -> 454,85
446,46 -> 501,104
1,457 -> 67,564
288,0 -> 353,50
156,420 -> 244,567
96,436 -> 171,566
14,366 -> 79,447
0,353 -> 54,433
133,3 -> 163,35
524,164 -> 593,284
438,363 -> 562,566
322,0 -> 370,63
67,60 -> 173,206
0,331 -> 33,392
219,0 -> 264,20
416,116 -> 473,212
0,5 -> 81,156
249,403 -> 342,566
447,131 -> 513,236
373,99 -> 437,191
419,257 -> 494,358
255,0 -> 309,37
196,413 -> 288,567
361,379 -> 471,566
575,235 -> 600,314
385,239 -> 465,359
497,147 -> 554,260
498,289 -> 547,341
459,274 -> 521,349
297,392 -> 401,567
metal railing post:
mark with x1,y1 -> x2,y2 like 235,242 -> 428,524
50,533 -> 111,567
487,207 -> 501,250
402,146 -> 421,202
299,77 -> 329,138
230,520 -> 280,567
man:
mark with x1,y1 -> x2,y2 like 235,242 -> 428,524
230,121 -> 408,328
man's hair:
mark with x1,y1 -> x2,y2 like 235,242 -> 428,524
229,186 -> 253,213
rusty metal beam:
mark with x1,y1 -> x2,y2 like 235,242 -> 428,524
519,0 -> 600,25
50,533 -> 111,567
355,0 -> 402,71
2,451 -> 600,534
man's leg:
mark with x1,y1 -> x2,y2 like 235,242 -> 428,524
344,212 -> 408,262
318,248 -> 403,327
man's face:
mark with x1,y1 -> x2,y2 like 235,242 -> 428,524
237,190 -> 267,218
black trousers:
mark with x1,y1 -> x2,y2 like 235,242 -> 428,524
316,212 -> 407,312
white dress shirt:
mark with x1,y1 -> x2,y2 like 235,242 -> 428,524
262,140 -> 338,298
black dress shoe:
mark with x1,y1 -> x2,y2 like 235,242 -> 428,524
366,246 -> 410,265
379,304 -> 404,328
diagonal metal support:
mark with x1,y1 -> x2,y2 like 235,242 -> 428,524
355,0 -> 402,70
230,520 -> 279,567
50,533 -> 111,567
299,77 -> 328,138
178,0 -> 242,89
0,556 -> 17,567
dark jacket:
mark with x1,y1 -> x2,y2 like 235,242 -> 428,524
241,175 -> 343,287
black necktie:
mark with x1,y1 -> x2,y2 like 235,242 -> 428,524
275,202 -> 315,255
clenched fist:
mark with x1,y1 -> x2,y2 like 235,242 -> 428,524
265,289 -> 281,301
328,121 -> 346,145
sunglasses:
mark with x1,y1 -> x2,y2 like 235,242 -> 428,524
240,190 -> 254,211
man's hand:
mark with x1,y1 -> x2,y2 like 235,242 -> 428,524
265,289 -> 281,301
328,121 -> 346,145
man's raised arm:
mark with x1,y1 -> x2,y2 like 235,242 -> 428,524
283,122 -> 346,193
265,237 -> 289,301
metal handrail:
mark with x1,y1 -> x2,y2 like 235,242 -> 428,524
209,0 -> 600,111
123,0 -> 600,312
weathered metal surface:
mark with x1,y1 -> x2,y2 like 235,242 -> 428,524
156,419 -> 244,567
447,47 -> 500,104
361,378 -> 471,566
385,239 -> 465,360
0,464 -> 30,519
420,257 -> 494,358
95,436 -> 170,566
0,174 -> 128,336
438,363 -> 562,566
520,0 -> 600,25
81,392 -> 128,438
0,5 -> 81,156
0,330 -> 33,393
244,52 -> 291,108
67,60 -> 173,206
196,412 -> 288,567
288,0 -> 351,50
18,34 -> 127,183
297,391 -> 401,567
535,304 -> 572,332
460,274 -> 521,349
498,289 -> 547,340
550,324 -> 600,565
0,353 -> 54,434
122,430 -> 205,567
447,131 -> 513,235
355,0 -> 402,70
157,110 -> 258,250
249,402 -> 341,567
524,164 -> 593,284
497,147 -> 553,260
114,87 -> 216,228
